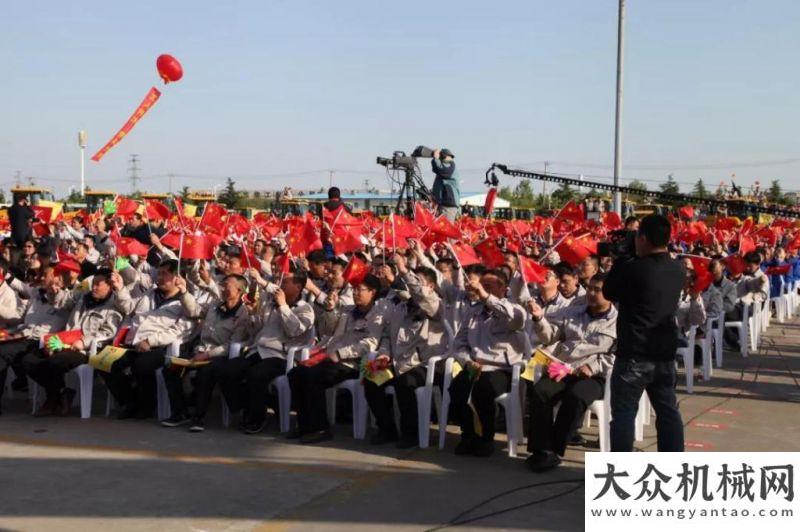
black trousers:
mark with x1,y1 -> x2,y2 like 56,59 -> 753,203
163,356 -> 229,419
0,338 -> 38,405
448,369 -> 511,443
527,374 -> 605,455
245,357 -> 286,424
26,349 -> 89,401
215,355 -> 259,414
287,359 -> 358,434
99,347 -> 167,417
363,362 -> 445,440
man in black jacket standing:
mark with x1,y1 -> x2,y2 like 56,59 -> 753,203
9,194 -> 34,248
603,214 -> 685,452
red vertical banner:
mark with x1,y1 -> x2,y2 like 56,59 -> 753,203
91,87 -> 162,162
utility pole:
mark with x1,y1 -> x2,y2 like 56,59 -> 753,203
329,170 -> 335,188
128,154 -> 140,193
168,173 -> 175,194
613,0 -> 626,215
364,178 -> 370,192
543,161 -> 550,209
14,170 -> 21,187
78,130 -> 87,196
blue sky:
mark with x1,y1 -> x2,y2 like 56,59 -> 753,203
2,0 -> 799,197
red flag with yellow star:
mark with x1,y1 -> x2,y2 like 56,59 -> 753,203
180,234 -> 215,260
474,239 -> 506,268
342,256 -> 369,287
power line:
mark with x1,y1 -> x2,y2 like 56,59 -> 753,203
128,154 -> 140,193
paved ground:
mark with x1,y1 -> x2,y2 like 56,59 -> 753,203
2,316 -> 800,531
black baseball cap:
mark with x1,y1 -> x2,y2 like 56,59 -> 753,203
441,148 -> 455,158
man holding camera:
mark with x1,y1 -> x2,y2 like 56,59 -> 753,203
431,148 -> 460,222
602,214 -> 686,452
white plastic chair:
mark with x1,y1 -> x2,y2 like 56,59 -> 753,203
769,277 -> 787,324
437,358 -> 456,450
694,317 -> 714,380
723,303 -> 753,358
677,326 -> 698,394
326,377 -> 368,439
154,341 -> 181,420
711,316 -> 724,368
493,361 -> 528,457
583,370 -> 612,452
268,345 -> 311,433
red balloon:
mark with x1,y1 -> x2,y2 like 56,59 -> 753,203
156,54 -> 183,84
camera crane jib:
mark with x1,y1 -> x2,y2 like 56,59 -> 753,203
487,163 -> 800,219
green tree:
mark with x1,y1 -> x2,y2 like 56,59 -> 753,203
180,186 -> 190,200
766,179 -> 784,203
498,186 -> 514,202
659,174 -> 680,195
65,188 -> 83,203
512,180 -> 535,207
692,178 -> 708,199
550,181 -> 575,206
625,179 -> 648,202
0,189 -> 6,204
219,177 -> 241,209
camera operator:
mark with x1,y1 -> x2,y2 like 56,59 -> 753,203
431,148 -> 460,222
602,214 -> 685,452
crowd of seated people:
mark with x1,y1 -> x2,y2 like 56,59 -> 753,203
1,208 -> 797,474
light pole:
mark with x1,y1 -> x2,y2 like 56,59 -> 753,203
613,0 -> 625,215
78,130 -> 87,196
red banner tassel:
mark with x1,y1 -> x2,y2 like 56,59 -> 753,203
91,87 -> 162,162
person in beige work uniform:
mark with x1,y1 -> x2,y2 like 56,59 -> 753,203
449,268 -> 528,457
287,274 -> 383,444
363,253 -> 447,448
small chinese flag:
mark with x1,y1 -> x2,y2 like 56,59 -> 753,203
180,234 -> 215,260
144,199 -> 171,221
555,237 -> 592,266
738,235 -> 756,256
518,255 -> 548,284
723,254 -> 746,276
342,256 -> 369,287
115,237 -> 151,257
449,241 -> 481,267
474,239 -> 506,268
558,201 -> 585,224
414,202 -> 435,228
430,215 -> 461,239
687,255 -> 713,293
116,197 -> 140,216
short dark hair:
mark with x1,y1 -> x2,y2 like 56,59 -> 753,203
589,272 -> 607,285
94,268 -> 113,283
744,251 -> 762,265
554,261 -> 578,278
624,216 -> 638,226
415,266 -> 438,286
436,257 -> 455,269
464,264 -> 487,277
158,259 -> 180,274
484,268 -> 509,286
361,274 -> 382,293
288,269 -> 308,288
331,257 -> 348,270
308,249 -> 329,265
638,214 -> 671,248
328,187 -> 341,199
